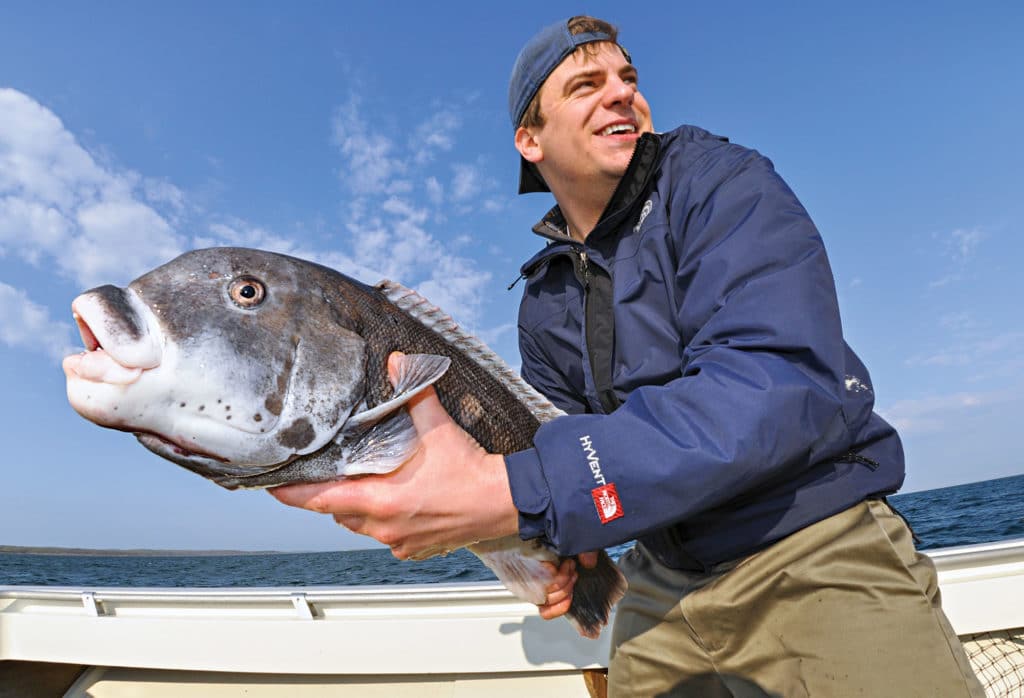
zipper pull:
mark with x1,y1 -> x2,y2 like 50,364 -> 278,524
578,250 -> 591,289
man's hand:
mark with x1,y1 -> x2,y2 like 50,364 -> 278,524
538,551 -> 599,620
269,352 -> 520,560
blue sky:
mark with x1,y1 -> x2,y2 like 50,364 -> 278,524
1,2 -> 1021,552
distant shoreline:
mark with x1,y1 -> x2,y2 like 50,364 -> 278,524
0,545 -> 294,557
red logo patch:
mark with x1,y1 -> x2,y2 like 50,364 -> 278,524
592,484 -> 624,524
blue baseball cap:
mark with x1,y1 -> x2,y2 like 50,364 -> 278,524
508,18 -> 623,194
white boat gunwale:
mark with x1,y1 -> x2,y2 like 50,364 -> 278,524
1,537 -> 1022,697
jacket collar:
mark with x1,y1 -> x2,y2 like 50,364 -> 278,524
529,131 -> 663,246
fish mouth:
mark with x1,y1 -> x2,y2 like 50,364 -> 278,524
63,291 -> 161,386
64,311 -> 138,384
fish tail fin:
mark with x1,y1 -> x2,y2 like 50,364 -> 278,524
567,550 -> 627,639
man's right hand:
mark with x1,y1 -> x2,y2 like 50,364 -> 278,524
538,551 -> 600,621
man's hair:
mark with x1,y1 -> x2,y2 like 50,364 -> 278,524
517,16 -> 620,130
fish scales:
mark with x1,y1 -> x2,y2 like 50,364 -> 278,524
351,283 -> 545,455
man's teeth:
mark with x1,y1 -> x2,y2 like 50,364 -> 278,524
601,124 -> 636,136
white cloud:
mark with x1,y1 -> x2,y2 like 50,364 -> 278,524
410,110 -> 461,164
904,330 -> 1024,371
474,321 -> 517,348
482,197 -> 507,213
328,93 -> 504,327
927,227 -> 987,288
938,312 -> 975,332
331,95 -> 407,196
70,200 -> 181,287
450,163 -> 482,201
380,196 -> 429,224
0,282 -> 76,362
424,176 -> 443,206
200,219 -> 312,258
878,390 -> 1001,435
142,177 -> 187,215
415,255 -> 492,329
949,228 -> 984,261
0,88 -> 185,288
0,196 -> 73,263
927,273 -> 960,289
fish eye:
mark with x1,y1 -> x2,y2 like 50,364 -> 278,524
228,276 -> 266,308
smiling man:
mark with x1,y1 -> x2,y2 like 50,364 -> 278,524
272,16 -> 984,697
512,38 -> 653,237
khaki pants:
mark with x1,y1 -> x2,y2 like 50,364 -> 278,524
608,500 -> 985,697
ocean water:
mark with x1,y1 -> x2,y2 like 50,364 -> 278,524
3,473 -> 1022,588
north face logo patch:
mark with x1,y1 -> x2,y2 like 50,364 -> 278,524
592,484 -> 624,524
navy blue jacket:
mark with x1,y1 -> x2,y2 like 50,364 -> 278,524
504,125 -> 904,571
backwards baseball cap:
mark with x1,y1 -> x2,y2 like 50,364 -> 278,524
508,18 -> 624,194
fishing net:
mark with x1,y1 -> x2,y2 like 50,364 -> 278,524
962,627 -> 1024,698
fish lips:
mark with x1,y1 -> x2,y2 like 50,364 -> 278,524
70,286 -> 162,372
64,286 -> 164,416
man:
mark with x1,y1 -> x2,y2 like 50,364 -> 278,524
273,16 -> 984,697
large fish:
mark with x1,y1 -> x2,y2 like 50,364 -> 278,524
62,247 -> 625,638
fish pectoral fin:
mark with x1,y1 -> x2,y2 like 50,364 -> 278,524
342,353 -> 451,433
334,408 -> 418,477
391,352 -> 451,396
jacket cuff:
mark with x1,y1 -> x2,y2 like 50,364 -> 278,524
504,449 -> 551,543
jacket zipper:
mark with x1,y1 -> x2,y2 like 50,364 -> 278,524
577,249 -> 591,289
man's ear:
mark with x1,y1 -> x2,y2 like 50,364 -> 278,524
515,126 -> 543,164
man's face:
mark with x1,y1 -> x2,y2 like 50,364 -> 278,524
524,42 -> 654,192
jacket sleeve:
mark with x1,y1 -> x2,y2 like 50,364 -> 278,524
505,145 -> 858,555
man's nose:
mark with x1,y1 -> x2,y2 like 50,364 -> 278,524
603,74 -> 635,107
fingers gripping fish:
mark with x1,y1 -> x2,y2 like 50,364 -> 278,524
63,247 -> 626,638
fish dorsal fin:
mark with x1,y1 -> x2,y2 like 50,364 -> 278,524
375,280 -> 565,423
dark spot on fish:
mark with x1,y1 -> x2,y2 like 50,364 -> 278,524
217,399 -> 222,404
253,414 -> 262,422
264,394 -> 283,416
179,402 -> 186,408
226,415 -> 231,421
225,405 -> 231,411
199,405 -> 205,411
459,394 -> 484,427
113,406 -> 118,411
262,353 -> 293,418
278,418 -> 315,450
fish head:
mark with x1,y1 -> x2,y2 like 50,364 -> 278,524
63,247 -> 368,486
